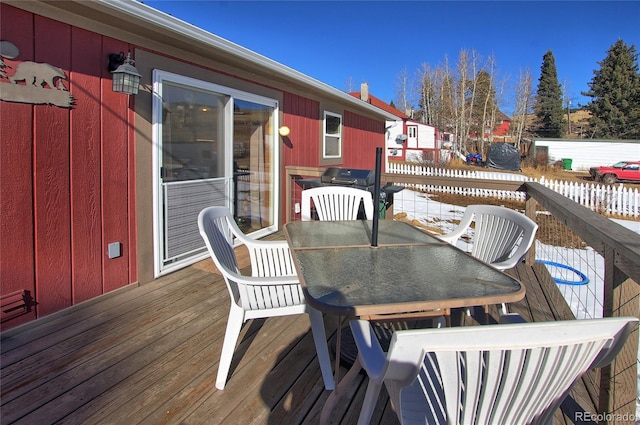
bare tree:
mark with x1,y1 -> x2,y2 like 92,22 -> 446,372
433,65 -> 450,131
407,49 -> 517,158
481,55 -> 497,145
395,67 -> 412,115
423,61 -> 455,135
344,76 -> 355,94
510,68 -> 534,148
455,50 -> 475,155
493,74 -> 509,143
466,50 -> 482,151
441,55 -> 458,145
418,63 -> 435,125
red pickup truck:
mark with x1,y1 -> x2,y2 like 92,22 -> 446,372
589,161 -> 640,184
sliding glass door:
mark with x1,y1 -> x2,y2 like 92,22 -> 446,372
152,71 -> 278,276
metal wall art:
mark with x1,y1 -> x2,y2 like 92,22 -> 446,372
0,40 -> 74,108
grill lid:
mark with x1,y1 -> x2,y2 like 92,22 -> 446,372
320,167 -> 375,186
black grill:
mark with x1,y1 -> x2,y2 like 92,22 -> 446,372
319,167 -> 403,196
299,167 -> 402,193
295,167 -> 404,218
320,167 -> 376,187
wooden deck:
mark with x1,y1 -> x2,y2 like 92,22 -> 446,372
1,238 -> 598,425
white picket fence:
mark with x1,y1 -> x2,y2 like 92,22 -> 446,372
388,162 -> 640,218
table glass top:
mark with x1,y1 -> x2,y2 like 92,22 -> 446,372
284,220 -> 524,316
293,245 -> 521,310
285,220 -> 442,248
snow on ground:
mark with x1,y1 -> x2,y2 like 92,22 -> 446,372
394,188 -> 640,421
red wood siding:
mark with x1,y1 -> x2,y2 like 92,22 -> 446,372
0,6 -> 36,327
70,27 -> 103,303
281,92 -> 320,167
281,93 -> 385,169
100,37 -> 131,293
0,4 -> 136,329
33,14 -> 73,317
280,93 -> 386,223
342,111 -> 385,168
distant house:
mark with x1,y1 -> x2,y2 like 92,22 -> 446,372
0,0 -> 397,329
350,84 -> 450,165
469,110 -> 512,141
532,138 -> 640,170
492,111 -> 511,137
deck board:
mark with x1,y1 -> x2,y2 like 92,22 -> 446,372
1,238 -> 601,425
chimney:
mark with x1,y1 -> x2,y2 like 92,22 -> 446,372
360,83 -> 369,103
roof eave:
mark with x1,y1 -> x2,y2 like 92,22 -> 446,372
92,0 -> 398,120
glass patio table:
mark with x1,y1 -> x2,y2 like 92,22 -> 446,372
284,219 -> 525,319
284,219 -> 526,424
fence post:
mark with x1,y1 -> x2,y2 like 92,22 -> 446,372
524,192 -> 537,265
599,246 -> 639,424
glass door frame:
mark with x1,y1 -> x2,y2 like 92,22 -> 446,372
152,70 -> 280,277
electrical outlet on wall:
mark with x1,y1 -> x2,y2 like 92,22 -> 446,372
295,202 -> 301,214
108,242 -> 121,259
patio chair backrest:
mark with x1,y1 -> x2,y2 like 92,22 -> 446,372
440,204 -> 538,270
301,186 -> 374,221
198,206 -> 239,275
350,317 -> 637,425
198,206 -> 303,309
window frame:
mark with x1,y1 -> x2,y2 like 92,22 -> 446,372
323,111 -> 342,159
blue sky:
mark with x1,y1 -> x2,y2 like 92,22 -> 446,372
144,1 -> 640,115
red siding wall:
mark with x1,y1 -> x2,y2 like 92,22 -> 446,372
0,4 -> 387,328
0,6 -> 35,328
281,93 -> 385,169
281,92 -> 386,222
282,92 -> 320,167
0,4 -> 136,329
342,111 -> 385,168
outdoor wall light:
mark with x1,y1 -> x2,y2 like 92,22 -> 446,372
278,126 -> 291,137
108,51 -> 141,95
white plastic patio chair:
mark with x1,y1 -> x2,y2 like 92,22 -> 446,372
439,204 -> 538,315
198,206 -> 334,390
350,316 -> 637,425
439,204 -> 538,270
301,186 -> 374,221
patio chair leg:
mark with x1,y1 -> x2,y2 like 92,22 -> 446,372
309,308 -> 335,390
357,375 -> 383,425
216,307 -> 244,390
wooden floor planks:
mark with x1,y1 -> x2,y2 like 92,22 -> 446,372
1,247 -> 600,425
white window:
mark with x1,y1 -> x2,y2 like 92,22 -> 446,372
323,111 -> 342,158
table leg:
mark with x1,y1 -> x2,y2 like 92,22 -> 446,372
320,355 -> 362,425
334,315 -> 342,385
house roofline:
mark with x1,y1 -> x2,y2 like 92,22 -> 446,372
6,0 -> 398,121
349,91 -> 409,119
111,0 -> 393,120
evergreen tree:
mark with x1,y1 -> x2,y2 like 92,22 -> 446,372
582,39 -> 640,139
470,70 -> 497,140
533,51 -> 565,138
